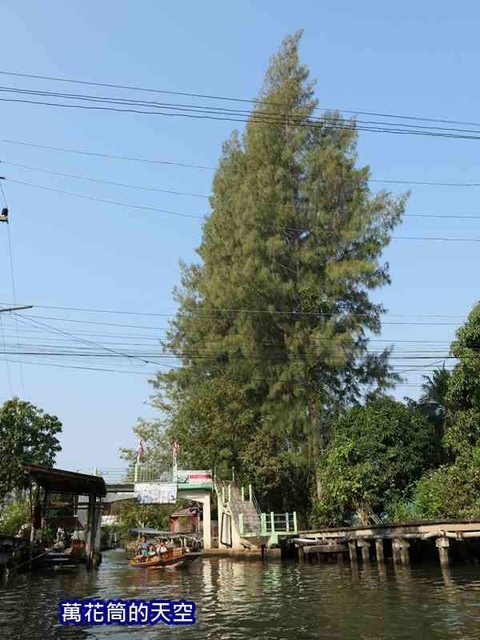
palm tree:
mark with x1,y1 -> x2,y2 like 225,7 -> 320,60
417,365 -> 451,428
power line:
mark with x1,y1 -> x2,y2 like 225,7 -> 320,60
0,355 -> 448,385
0,182 -> 25,395
0,356 -> 159,376
1,69 -> 480,131
2,85 -> 480,141
3,309 -> 469,325
1,161 -> 210,199
0,138 -> 216,170
8,160 -> 480,202
6,178 -> 203,220
0,314 -> 13,396
12,313 -> 156,367
9,176 -> 480,238
4,137 -> 480,201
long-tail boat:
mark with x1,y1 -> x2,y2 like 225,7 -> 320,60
129,547 -> 201,569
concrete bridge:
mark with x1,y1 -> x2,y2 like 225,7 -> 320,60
96,465 -> 297,551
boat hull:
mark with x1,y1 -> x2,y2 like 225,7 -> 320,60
129,551 -> 201,570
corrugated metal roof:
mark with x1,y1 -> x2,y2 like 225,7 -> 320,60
24,464 -> 106,497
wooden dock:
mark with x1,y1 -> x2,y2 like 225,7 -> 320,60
281,520 -> 480,567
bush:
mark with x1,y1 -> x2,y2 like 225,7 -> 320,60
0,497 -> 29,535
412,447 -> 480,519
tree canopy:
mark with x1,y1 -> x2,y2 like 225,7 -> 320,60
133,32 -> 406,516
313,398 -> 439,525
0,398 -> 62,499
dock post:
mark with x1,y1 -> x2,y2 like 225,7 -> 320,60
391,538 -> 410,565
293,512 -> 298,533
392,539 -> 400,564
248,484 -> 252,502
400,540 -> 410,566
357,539 -> 370,563
85,494 -> 96,570
375,538 -> 385,563
241,486 -> 245,502
348,539 -> 357,563
285,513 -> 290,533
297,544 -> 306,563
436,537 -> 450,567
270,512 -> 275,533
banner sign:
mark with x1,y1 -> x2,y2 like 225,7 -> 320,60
134,483 -> 177,504
176,470 -> 212,486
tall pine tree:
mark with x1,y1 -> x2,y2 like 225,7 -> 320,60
151,32 -> 406,514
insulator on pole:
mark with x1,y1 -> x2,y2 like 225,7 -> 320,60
0,207 -> 8,223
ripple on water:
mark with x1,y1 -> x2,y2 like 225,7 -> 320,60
2,552 -> 480,639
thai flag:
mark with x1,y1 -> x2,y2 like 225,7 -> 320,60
136,440 -> 145,462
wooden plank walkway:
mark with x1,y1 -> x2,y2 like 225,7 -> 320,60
281,520 -> 480,566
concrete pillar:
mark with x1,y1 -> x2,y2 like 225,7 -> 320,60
357,539 -> 371,563
202,493 -> 211,550
375,538 -> 385,563
436,537 -> 450,567
348,539 -> 357,563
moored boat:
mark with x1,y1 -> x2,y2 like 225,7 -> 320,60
129,548 -> 201,569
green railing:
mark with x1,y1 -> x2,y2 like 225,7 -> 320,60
238,511 -> 297,537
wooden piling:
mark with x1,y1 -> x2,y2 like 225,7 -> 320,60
392,539 -> 402,564
357,539 -> 370,563
297,544 -> 306,563
436,537 -> 450,567
375,538 -> 385,563
400,540 -> 410,565
348,539 -> 357,564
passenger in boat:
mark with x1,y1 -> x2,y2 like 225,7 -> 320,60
136,536 -> 149,555
157,540 -> 168,555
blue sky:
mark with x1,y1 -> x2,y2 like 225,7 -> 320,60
0,0 -> 479,471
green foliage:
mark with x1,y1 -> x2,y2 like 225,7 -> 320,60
138,32 -> 405,514
406,301 -> 480,520
412,447 -> 480,519
0,496 -> 30,535
383,495 -> 422,523
0,398 -> 62,500
313,398 -> 439,525
110,500 -> 175,537
415,366 -> 451,431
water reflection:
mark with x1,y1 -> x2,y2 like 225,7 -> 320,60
1,552 -> 480,638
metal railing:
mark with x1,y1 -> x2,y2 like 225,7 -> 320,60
90,468 -> 134,483
134,464 -> 173,483
238,511 -> 298,537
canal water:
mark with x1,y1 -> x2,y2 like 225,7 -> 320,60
1,551 -> 480,639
